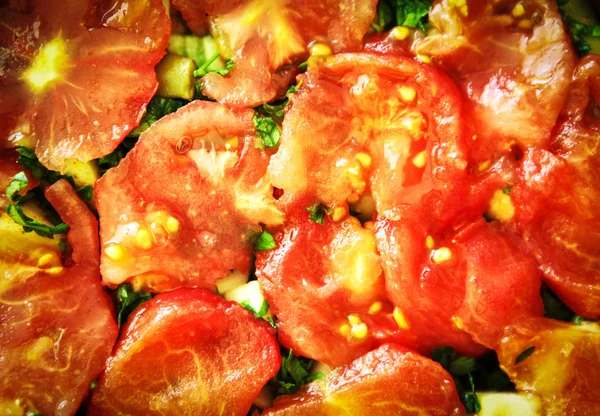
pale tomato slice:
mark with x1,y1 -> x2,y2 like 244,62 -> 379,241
263,344 -> 465,416
0,180 -> 117,416
414,0 -> 576,162
268,52 -> 469,220
89,288 -> 281,416
172,0 -> 377,106
97,100 -> 284,292
256,196 -> 404,367
0,0 -> 170,172
496,318 -> 600,416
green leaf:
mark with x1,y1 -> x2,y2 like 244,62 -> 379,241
6,171 -> 28,201
193,54 -> 235,77
395,0 -> 433,31
462,374 -> 482,413
305,202 -> 331,225
273,349 -> 323,395
255,231 -> 277,251
16,147 -> 47,180
502,187 -> 512,195
431,346 -> 455,370
254,116 -> 281,148
130,97 -> 185,138
260,99 -> 289,118
450,356 -> 477,377
514,346 -> 535,365
113,283 -> 154,327
6,204 -> 69,238
90,380 -> 98,390
58,238 -> 69,254
542,288 -> 575,322
371,0 -> 395,32
77,185 -> 94,202
241,299 -> 270,318
572,314 -> 585,325
286,80 -> 302,95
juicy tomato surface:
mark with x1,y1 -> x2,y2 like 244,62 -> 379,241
0,0 -> 170,172
268,52 -> 469,220
512,55 -> 600,319
172,0 -> 377,106
256,196 -> 404,367
97,100 -> 284,292
0,179 -> 118,416
496,318 -> 600,415
414,0 -> 576,162
375,215 -> 544,355
89,288 -> 281,416
263,344 -> 465,416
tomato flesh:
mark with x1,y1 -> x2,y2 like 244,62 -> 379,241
0,180 -> 117,416
89,288 -> 281,416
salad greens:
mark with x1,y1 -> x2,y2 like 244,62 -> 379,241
272,349 -> 324,395
112,283 -> 154,328
254,116 -> 281,148
372,0 -> 433,32
306,202 -> 331,225
255,231 -> 277,251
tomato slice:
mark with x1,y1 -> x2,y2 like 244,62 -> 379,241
496,318 -> 600,416
414,0 -> 576,162
0,0 -> 170,172
97,100 -> 284,292
0,179 -> 117,415
512,56 -> 600,319
88,288 -> 281,416
256,197 -> 404,367
268,52 -> 469,220
172,0 -> 377,106
263,344 -> 465,416
376,215 -> 543,355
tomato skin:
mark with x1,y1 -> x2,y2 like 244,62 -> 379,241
415,0 -> 576,163
268,52 -> 469,219
89,288 -> 281,416
263,344 -> 465,416
256,196 -> 402,367
0,179 -> 118,416
97,100 -> 283,292
496,318 -> 600,416
0,0 -> 170,172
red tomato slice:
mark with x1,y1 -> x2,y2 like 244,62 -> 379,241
97,100 -> 284,292
263,344 -> 465,416
375,215 -> 543,355
414,0 -> 576,162
268,52 -> 469,220
0,0 -> 170,172
256,197 -> 404,367
0,179 -> 117,416
496,318 -> 600,416
88,288 -> 281,416
173,0 -> 377,106
512,56 -> 600,319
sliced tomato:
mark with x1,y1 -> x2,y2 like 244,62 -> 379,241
414,0 -> 576,162
375,214 -> 543,355
263,344 -> 465,416
0,0 -> 170,172
496,318 -> 600,416
256,196 -> 405,367
268,52 -> 469,220
172,0 -> 377,106
97,100 -> 284,292
88,288 -> 280,416
512,56 -> 600,319
0,179 -> 117,416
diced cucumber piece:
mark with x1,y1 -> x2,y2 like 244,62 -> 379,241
225,280 -> 266,315
216,269 -> 249,295
63,158 -> 99,189
155,54 -> 196,101
168,34 -> 225,71
478,392 -> 542,416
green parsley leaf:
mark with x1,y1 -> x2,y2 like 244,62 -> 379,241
254,116 -> 281,148
241,299 -> 270,318
193,53 -> 235,77
58,239 -> 70,254
396,0 -> 433,31
273,349 -> 323,395
306,202 -> 331,225
542,287 -> 577,322
77,185 -> 94,202
462,374 -> 482,413
113,283 -> 154,327
502,187 -> 512,195
371,0 -> 395,32
450,356 -> 477,377
130,97 -> 185,138
90,380 -> 98,390
16,147 -> 47,180
97,137 -> 138,174
514,346 -> 536,365
6,171 -> 28,201
6,203 -> 69,238
286,80 -> 302,95
255,231 -> 277,251
260,100 -> 289,118
572,314 -> 585,325
431,346 -> 455,370
558,1 -> 600,57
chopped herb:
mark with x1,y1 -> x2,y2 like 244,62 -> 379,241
98,137 -> 138,173
450,356 -> 477,377
58,238 -> 69,254
254,116 -> 281,148
371,0 -> 395,32
558,0 -> 600,57
255,231 -> 277,251
6,171 -> 28,201
502,187 -> 512,195
90,380 -> 98,390
514,346 -> 536,365
267,315 -> 278,330
77,185 -> 94,202
260,100 -> 288,118
16,147 -> 47,180
241,299 -> 270,318
6,203 -> 69,238
371,0 -> 432,33
297,60 -> 308,71
272,349 -> 323,395
572,314 -> 585,325
130,97 -> 185,138
286,80 -> 302,95
306,202 -> 331,225
193,53 -> 235,77
462,374 -> 482,413
542,287 -> 577,322
113,283 -> 153,327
